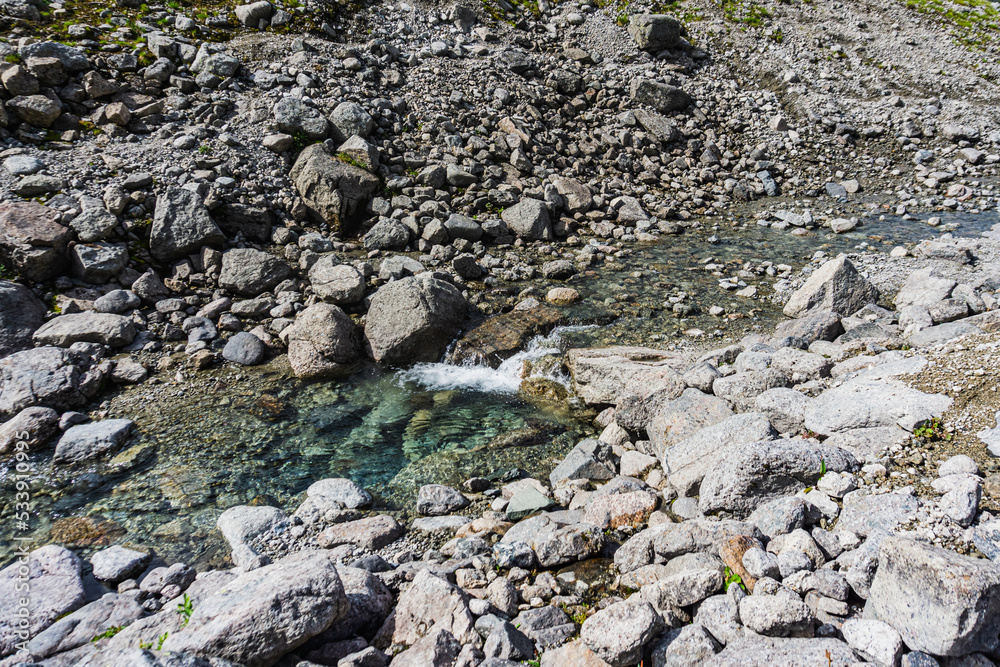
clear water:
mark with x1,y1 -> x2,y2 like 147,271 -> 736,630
1,211 -> 995,568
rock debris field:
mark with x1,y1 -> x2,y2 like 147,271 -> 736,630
4,0 -> 1000,663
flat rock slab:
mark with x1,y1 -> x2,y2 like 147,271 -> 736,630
568,346 -> 687,406
704,637 -> 860,666
804,378 -> 951,436
32,312 -> 136,348
317,515 -> 403,551
53,419 -> 136,464
836,491 -> 919,537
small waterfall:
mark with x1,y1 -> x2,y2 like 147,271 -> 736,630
395,325 -> 594,394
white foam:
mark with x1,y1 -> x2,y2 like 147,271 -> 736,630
396,325 -> 593,394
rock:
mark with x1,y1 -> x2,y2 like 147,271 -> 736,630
53,419 -> 135,464
0,346 -> 102,416
222,332 -> 266,366
217,505 -> 288,570
273,97 -> 327,139
652,625 -> 721,666
162,550 -> 348,667
630,79 -> 692,112
505,486 -> 555,521
550,176 -> 593,214
661,413 -> 776,497
634,109 -> 679,144
704,637 -> 860,666
0,201 -> 72,281
443,213 -> 483,241
712,369 -> 790,413
546,287 -> 579,304
747,497 -> 807,540
364,275 -> 467,365
628,14 -> 682,51
501,198 -> 552,241
754,389 -> 812,434
499,514 -> 604,567
783,257 -> 879,318
32,312 -> 135,348
837,492 -> 918,538
7,94 -> 61,127
895,269 -> 957,309
585,490 -> 659,530
0,280 -> 46,356
285,303 -> 363,379
389,627 -> 461,666
649,388 -> 734,457
417,484 -> 470,516
0,406 -> 59,455
641,553 -> 725,607
540,641 -> 611,666
70,242 -> 129,283
94,289 -> 140,314
866,537 -> 1000,657
26,592 -> 144,660
150,187 -> 225,262
21,41 -> 90,71
219,248 -> 291,296
317,515 -> 403,551
330,102 -> 374,141
568,346 -> 686,406
482,619 -> 534,661
738,593 -> 812,637
581,598 -> 664,667
291,144 -> 380,234
804,375 -> 951,436
773,311 -> 844,345
699,439 -> 857,517
0,545 -> 86,656
513,606 -> 576,650
841,618 -> 903,666
307,478 -> 373,509
549,439 -> 615,487
392,570 -> 477,646
69,207 -> 118,243
235,0 -> 272,26
363,219 -> 410,250
90,545 -> 150,583
309,256 -> 365,304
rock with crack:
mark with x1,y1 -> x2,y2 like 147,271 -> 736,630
283,303 -> 363,379
149,187 -> 225,262
290,144 -> 380,234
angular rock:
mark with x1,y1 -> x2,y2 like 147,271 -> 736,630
581,598 -> 664,667
738,594 -> 812,637
0,201 -> 72,281
284,303 -> 363,379
90,545 -> 150,583
652,625 -> 721,667
219,248 -> 291,297
630,79 -> 692,113
0,406 -> 59,456
783,257 -> 879,318
291,144 -> 380,234
392,570 -> 477,646
53,419 -> 135,464
0,280 -> 46,357
150,187 -> 225,262
217,505 -> 288,570
0,347 -> 102,416
70,242 -> 129,283
501,198 -> 552,241
499,514 -> 604,567
317,515 -> 403,551
568,346 -> 687,407
309,256 -> 365,304
841,618 -> 903,667
417,484 -> 470,516
704,637 -> 859,666
649,388 -> 734,459
33,312 -> 135,348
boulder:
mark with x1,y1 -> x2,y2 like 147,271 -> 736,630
782,257 -> 879,318
0,545 -> 86,657
392,570 -> 477,646
0,280 -> 47,356
501,199 -> 552,240
498,514 -> 604,567
305,477 -> 372,509
53,419 -> 136,464
568,346 -> 686,406
0,201 -> 71,281
649,388 -> 734,458
364,275 -> 467,365
284,303 -> 363,379
389,628 -> 461,666
217,505 -> 289,570
330,102 -> 374,141
630,79 -> 692,113
69,206 -> 118,243
162,550 -> 349,667
328,566 -> 394,641
633,109 -> 679,144
712,369 -> 790,413
363,220 -> 410,251
291,143 -> 380,234
628,14 -> 683,51
895,269 -> 957,309
7,94 -> 61,127
416,484 -> 470,516
866,536 -> 1000,657
149,187 -> 225,262
0,406 -> 59,456
652,625 -> 721,666
32,312 -> 135,348
70,242 -> 129,283
219,248 -> 291,296
753,388 -> 812,434
317,515 -> 403,551
309,256 -> 365,304
0,347 -> 102,416
841,619 -> 903,667
216,203 -> 274,243
804,376 -> 951,436
772,311 -> 843,345
550,176 -> 593,214
698,439 -> 858,517
90,545 -> 151,583
273,96 -> 327,139
737,594 -> 812,637
704,637 -> 859,666
450,304 -> 564,367
222,332 -> 266,366
235,0 -> 273,26
26,592 -> 144,660
581,598 -> 664,667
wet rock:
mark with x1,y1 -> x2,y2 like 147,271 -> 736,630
0,280 -> 46,356
0,201 -> 72,281
32,312 -> 135,348
783,257 -> 879,318
162,550 -> 348,667
501,198 -> 552,241
150,187 -> 225,262
0,406 -> 59,455
306,477 -> 373,509
628,14 -> 682,51
699,439 -> 857,517
364,275 -> 468,365
452,305 -> 563,367
866,536 -> 1000,657
222,332 -> 266,366
0,346 -> 102,416
581,598 -> 664,667
393,570 -> 477,646
90,545 -> 150,583
284,303 -> 363,379
219,248 -> 292,297
417,484 -> 470,516
0,545 -> 86,657
291,143 -> 380,233
317,515 -> 403,551
53,419 -> 135,464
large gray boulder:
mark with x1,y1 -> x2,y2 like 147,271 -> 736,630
0,201 -> 72,281
0,406 -> 59,456
273,97 -> 327,139
308,256 -> 365,304
0,347 -> 103,417
364,275 -> 467,365
804,375 -> 951,436
149,187 -> 225,262
162,550 -> 349,667
567,346 -> 686,406
26,592 -> 144,660
628,14 -> 683,51
662,413 -> 776,497
581,598 -> 664,667
217,505 -> 289,570
0,545 -> 86,657
32,312 -> 136,348
0,280 -> 46,356
290,144 -> 380,234
630,79 -> 692,113
698,439 -> 858,517
90,545 -> 151,583
70,243 -> 129,283
895,268 -> 958,309
501,199 -> 552,241
53,419 -> 136,464
284,303 -> 363,379
649,388 -> 734,458
327,566 -> 394,641
704,637 -> 859,666
498,513 -> 604,568
219,248 -> 291,296
783,257 -> 879,318
392,570 -> 477,646
330,102 -> 374,141
866,537 -> 1000,657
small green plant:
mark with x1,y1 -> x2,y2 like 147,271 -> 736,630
156,632 -> 169,650
724,566 -> 746,592
335,152 -> 365,169
177,594 -> 193,626
198,143 -> 212,155
90,626 -> 123,642
913,418 -> 952,442
820,458 -> 827,476
3,53 -> 21,64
